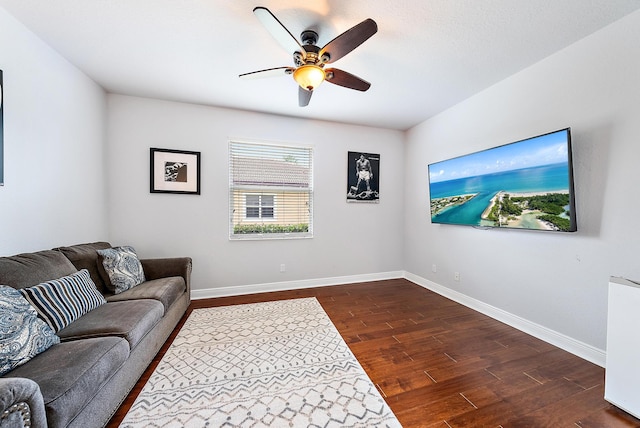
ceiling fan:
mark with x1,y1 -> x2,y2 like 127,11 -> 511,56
239,7 -> 378,107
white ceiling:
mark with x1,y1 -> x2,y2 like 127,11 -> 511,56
2,1 -> 639,130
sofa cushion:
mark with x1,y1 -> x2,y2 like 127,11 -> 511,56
56,300 -> 164,350
19,269 -> 107,332
0,286 -> 60,375
0,250 -> 77,289
6,337 -> 129,428
54,242 -> 112,293
97,246 -> 146,294
105,276 -> 186,313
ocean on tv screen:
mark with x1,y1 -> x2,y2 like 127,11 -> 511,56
428,129 -> 575,232
430,159 -> 571,231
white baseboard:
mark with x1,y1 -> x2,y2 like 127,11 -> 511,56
403,271 -> 606,368
190,271 -> 405,300
190,270 -> 606,367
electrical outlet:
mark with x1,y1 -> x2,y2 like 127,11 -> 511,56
454,272 -> 460,281
280,264 -> 286,273
432,264 -> 437,273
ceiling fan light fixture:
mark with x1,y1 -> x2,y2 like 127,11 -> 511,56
293,64 -> 325,91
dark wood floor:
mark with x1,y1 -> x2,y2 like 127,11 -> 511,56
107,279 -> 640,427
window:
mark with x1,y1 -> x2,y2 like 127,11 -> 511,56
229,140 -> 313,240
245,194 -> 275,219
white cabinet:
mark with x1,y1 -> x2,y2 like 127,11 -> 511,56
605,277 -> 640,418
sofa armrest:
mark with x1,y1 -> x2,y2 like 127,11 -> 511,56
140,257 -> 192,296
0,378 -> 47,428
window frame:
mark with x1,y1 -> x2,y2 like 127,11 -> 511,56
229,139 -> 313,241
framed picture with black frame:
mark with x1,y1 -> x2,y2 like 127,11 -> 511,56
347,151 -> 380,203
150,148 -> 201,195
1,69 -> 4,186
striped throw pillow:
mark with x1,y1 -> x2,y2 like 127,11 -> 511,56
19,269 -> 106,332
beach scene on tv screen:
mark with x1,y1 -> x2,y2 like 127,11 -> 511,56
428,129 -> 574,231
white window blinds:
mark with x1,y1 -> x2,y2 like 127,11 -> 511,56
229,141 -> 313,240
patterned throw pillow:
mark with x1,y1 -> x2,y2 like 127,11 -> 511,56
1,285 -> 60,375
20,269 -> 107,332
96,246 -> 146,294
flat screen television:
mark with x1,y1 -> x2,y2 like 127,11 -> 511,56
428,128 -> 577,232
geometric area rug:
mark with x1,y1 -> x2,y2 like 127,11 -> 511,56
119,298 -> 402,427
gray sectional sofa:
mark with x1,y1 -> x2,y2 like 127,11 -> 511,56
0,242 -> 191,428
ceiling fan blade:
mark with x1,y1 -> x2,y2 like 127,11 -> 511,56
298,87 -> 312,107
325,68 -> 371,91
253,7 -> 306,58
239,67 -> 294,79
320,18 -> 377,64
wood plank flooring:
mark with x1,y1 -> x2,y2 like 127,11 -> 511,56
107,279 -> 640,427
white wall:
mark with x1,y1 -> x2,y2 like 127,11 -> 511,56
0,7 -> 108,255
404,10 -> 640,356
106,95 -> 405,294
